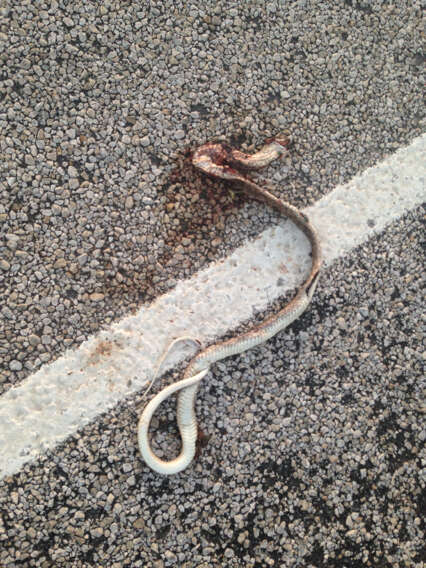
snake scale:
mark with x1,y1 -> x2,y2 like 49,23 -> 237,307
138,134 -> 322,474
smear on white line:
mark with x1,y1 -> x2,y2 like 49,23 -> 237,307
0,134 -> 425,478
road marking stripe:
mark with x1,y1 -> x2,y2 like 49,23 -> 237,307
1,134 -> 425,478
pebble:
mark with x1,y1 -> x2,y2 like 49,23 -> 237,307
53,258 -> 67,269
67,166 -> 79,178
89,293 -> 105,302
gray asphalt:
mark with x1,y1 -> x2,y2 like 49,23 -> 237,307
0,0 -> 423,393
0,1 -> 424,567
1,209 -> 424,567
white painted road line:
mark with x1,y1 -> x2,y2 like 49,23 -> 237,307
0,134 -> 425,479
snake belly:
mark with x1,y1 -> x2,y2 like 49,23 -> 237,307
138,134 -> 322,475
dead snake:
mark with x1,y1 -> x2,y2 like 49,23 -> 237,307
138,134 -> 322,474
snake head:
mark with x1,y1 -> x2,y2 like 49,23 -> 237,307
192,142 -> 246,182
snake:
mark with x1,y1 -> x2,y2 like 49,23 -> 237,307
138,134 -> 322,475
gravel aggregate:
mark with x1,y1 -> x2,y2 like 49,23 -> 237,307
0,0 -> 424,393
0,1 -> 424,565
0,208 -> 424,567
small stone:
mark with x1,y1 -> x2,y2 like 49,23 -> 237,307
2,306 -> 13,319
68,165 -> 78,177
133,518 -> 145,529
28,334 -> 40,346
54,258 -> 67,269
77,253 -> 88,266
9,360 -> 23,371
6,234 -> 19,250
141,135 -> 150,147
27,527 -> 37,539
77,254 -> 88,266
15,250 -> 28,259
0,259 -> 10,271
89,293 -> 105,302
125,196 -> 134,209
91,527 -> 103,538
126,115 -> 137,125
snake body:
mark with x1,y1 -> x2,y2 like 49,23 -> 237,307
138,134 -> 322,475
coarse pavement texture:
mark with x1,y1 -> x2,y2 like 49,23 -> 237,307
0,0 -> 424,392
0,1 -> 425,567
0,209 -> 424,567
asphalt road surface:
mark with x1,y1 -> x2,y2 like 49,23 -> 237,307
0,1 -> 424,567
